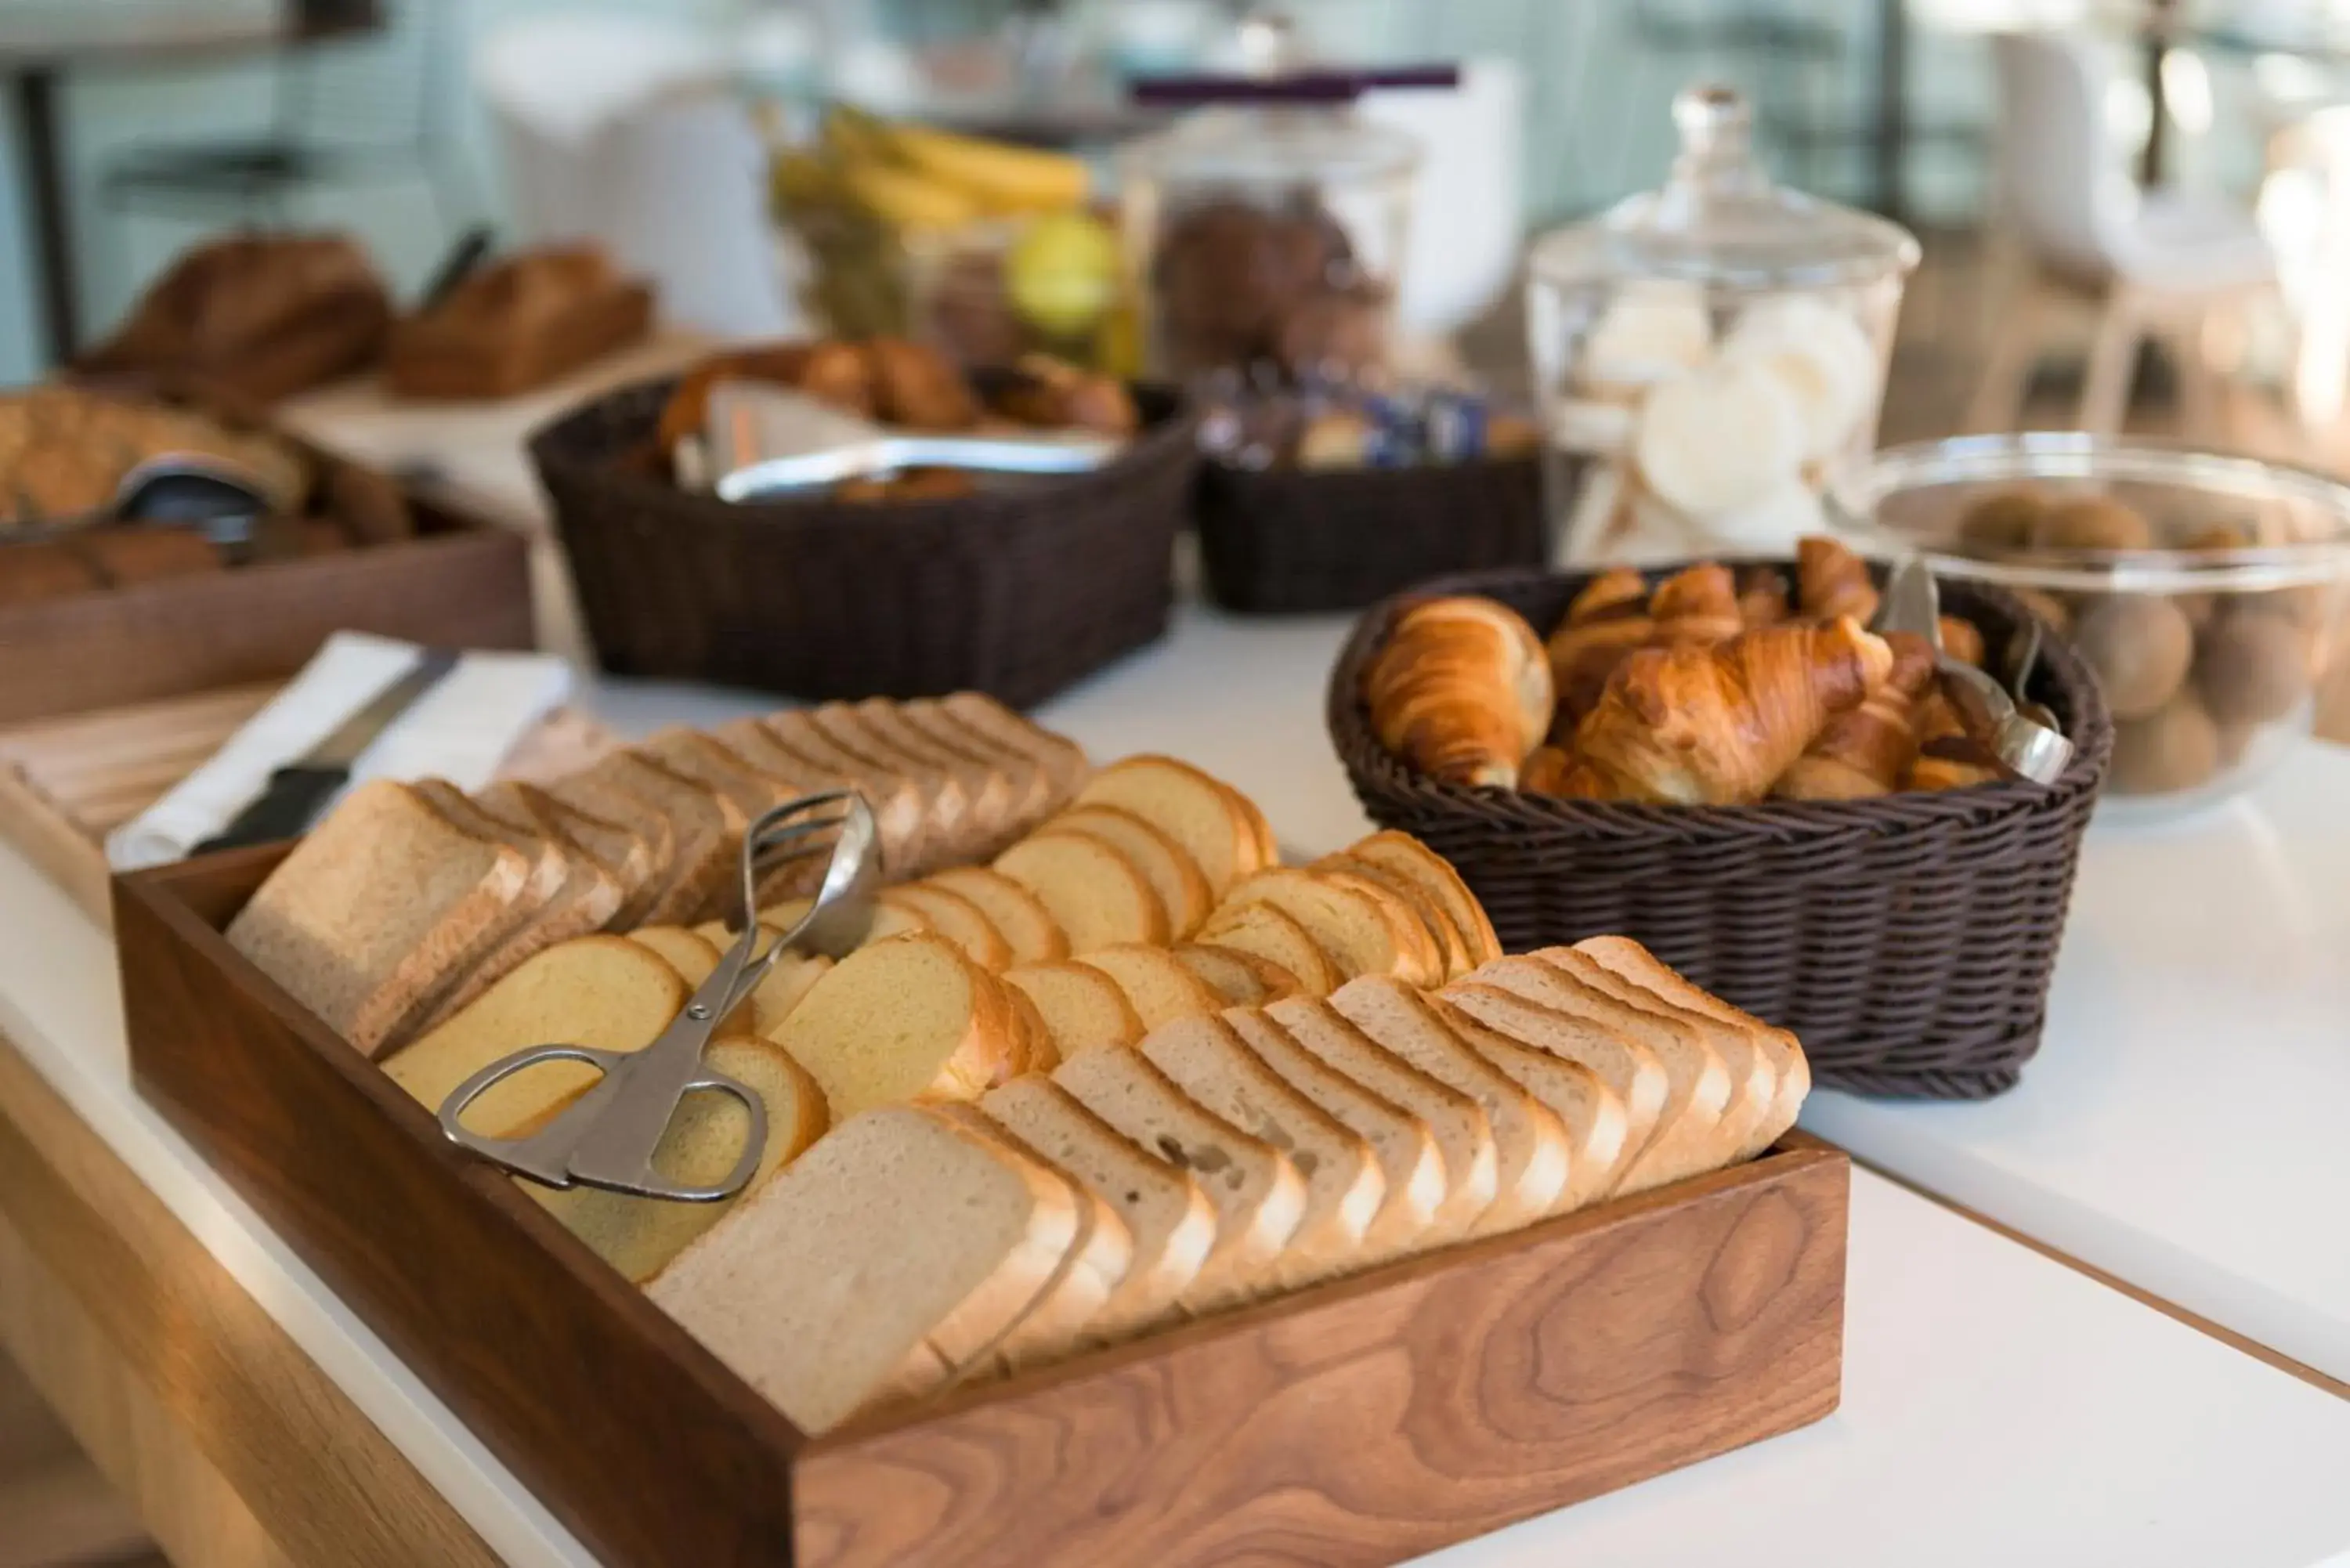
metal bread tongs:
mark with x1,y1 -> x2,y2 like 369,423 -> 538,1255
1876,558 -> 2074,786
437,792 -> 881,1202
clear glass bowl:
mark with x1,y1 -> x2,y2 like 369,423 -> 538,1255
1838,433 -> 2350,825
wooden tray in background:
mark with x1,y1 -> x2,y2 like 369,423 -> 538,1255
0,688 -> 611,929
117,844 -> 1851,1568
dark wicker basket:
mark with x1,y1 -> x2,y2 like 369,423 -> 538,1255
529,378 -> 1198,709
1195,453 -> 1547,614
1328,563 -> 2116,1099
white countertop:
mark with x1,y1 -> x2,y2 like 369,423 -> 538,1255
1806,739 -> 2350,1389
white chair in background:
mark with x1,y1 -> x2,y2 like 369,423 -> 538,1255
1967,27 -> 2278,435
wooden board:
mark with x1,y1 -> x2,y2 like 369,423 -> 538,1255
0,692 -> 612,930
115,847 -> 1848,1568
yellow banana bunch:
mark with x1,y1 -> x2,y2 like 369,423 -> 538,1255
882,121 -> 1090,214
840,161 -> 982,232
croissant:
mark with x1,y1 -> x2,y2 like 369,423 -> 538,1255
1546,569 -> 1654,731
1939,614 -> 1987,667
1520,743 -> 1578,797
1737,565 -> 1791,627
1774,631 -> 1938,799
1368,595 -> 1554,788
1796,536 -> 1880,625
1549,616 -> 1893,804
1649,562 -> 1743,645
1905,678 -> 2001,790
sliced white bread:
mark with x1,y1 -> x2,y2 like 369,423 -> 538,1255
1194,901 -> 1340,999
1344,832 -> 1502,970
749,714 -> 932,882
647,1105 -> 1077,1434
627,926 -> 721,988
1073,755 -> 1264,898
1170,944 -> 1299,1008
876,883 -> 1012,970
851,699 -> 1020,857
514,1036 -> 829,1283
400,779 -> 571,1027
919,865 -> 1068,964
892,699 -> 1059,847
1220,1009 -> 1446,1264
1050,1047 -> 1305,1314
933,692 -> 1090,809
1216,868 -> 1439,988
1225,784 -> 1278,875
636,728 -> 795,821
689,919 -> 774,953
1300,985 -> 1564,1236
1001,962 -> 1144,1060
928,1103 -> 1132,1372
995,832 -> 1170,952
1574,935 -> 1810,1158
1434,976 -> 1667,1190
1313,851 -> 1470,981
1456,956 -> 1725,1192
1000,982 -> 1058,1073
750,952 -> 833,1039
1422,995 -> 1630,1212
494,781 -> 662,930
463,782 -> 627,965
226,780 -> 531,1057
544,752 -> 736,925
1312,868 -> 1448,988
767,934 -> 1022,1120
383,935 -> 687,1130
1136,1017 -> 1383,1287
801,703 -> 976,862
1535,947 -> 1773,1163
1072,945 -> 1223,1031
978,1077 -> 1215,1339
1040,804 -> 1213,939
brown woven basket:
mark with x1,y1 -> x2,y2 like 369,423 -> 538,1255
1195,453 -> 1547,613
1329,563 -> 2115,1099
529,378 -> 1198,709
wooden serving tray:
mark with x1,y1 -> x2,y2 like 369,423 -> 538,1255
0,691 -> 611,929
117,849 -> 1849,1568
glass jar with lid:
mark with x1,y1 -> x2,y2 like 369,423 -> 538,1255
1120,21 -> 1449,388
1528,84 -> 1919,562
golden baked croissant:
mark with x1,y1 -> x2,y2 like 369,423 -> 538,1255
1796,536 -> 1880,625
1775,631 -> 1938,800
1546,568 -> 1654,731
1737,565 -> 1791,627
1938,615 -> 1987,667
1649,562 -> 1743,645
1520,743 -> 1578,797
1905,678 -> 2001,790
1368,595 -> 1554,788
1548,616 -> 1894,804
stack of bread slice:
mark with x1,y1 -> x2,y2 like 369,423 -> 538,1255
647,937 -> 1809,1437
227,692 -> 1087,1057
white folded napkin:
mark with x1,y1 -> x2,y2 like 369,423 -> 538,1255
107,632 -> 573,871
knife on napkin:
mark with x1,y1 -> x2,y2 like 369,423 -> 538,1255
193,649 -> 461,853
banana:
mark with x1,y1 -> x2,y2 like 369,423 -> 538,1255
1632,357 -> 1805,520
884,121 -> 1089,212
821,103 -> 896,165
840,161 -> 981,232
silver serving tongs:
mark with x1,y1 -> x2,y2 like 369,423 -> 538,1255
1876,558 -> 2074,786
437,792 -> 880,1202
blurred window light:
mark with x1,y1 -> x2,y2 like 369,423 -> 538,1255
2160,49 -> 2213,137
2253,51 -> 2336,106
2105,74 -> 2153,150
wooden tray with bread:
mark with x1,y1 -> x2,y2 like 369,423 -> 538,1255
117,694 -> 1848,1568
0,381 -> 533,726
0,685 -> 609,929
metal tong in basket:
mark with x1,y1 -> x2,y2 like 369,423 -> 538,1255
437,791 -> 880,1202
1877,558 -> 2074,786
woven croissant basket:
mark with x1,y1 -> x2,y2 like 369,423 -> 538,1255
1327,562 -> 2116,1100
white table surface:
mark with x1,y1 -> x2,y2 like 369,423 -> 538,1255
1805,739 -> 2350,1389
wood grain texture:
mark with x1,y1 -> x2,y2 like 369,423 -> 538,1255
121,847 -> 1849,1568
797,1143 -> 1846,1568
117,853 -> 804,1568
0,694 -> 611,929
0,1028 -> 489,1567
